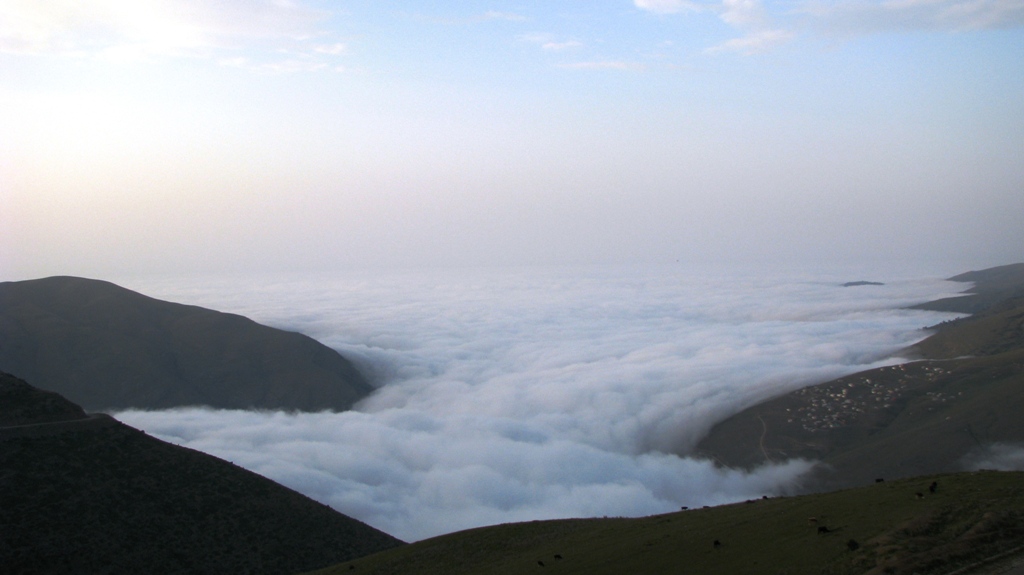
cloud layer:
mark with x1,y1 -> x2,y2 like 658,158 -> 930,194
961,443 -> 1024,471
0,0 -> 345,70
114,265 -> 964,541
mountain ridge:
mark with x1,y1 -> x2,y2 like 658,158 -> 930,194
0,275 -> 373,411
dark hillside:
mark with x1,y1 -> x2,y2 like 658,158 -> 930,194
695,263 -> 1024,489
913,263 -> 1024,313
0,371 -> 87,426
693,344 -> 1024,487
0,276 -> 373,411
309,470 -> 1024,575
0,372 -> 403,574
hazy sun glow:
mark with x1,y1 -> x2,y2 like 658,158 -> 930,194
1,1 -> 1022,278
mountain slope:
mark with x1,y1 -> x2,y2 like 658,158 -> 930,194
0,371 -> 403,574
0,276 -> 373,411
308,470 -> 1024,575
912,263 -> 1024,314
694,264 -> 1024,489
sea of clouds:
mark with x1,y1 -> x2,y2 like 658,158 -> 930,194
113,264 -> 967,541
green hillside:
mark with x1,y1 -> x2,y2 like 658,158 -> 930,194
310,471 -> 1024,575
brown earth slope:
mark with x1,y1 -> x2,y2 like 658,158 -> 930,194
695,263 -> 1024,490
0,371 -> 403,575
0,276 -> 373,411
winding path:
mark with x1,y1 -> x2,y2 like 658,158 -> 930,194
0,413 -> 119,440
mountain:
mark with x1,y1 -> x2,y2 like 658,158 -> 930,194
306,470 -> 1024,575
0,276 -> 373,411
911,262 -> 1024,313
0,371 -> 403,574
694,263 -> 1024,489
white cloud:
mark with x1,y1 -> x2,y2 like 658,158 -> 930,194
0,0 -> 347,70
706,28 -> 796,54
720,0 -> 769,26
961,443 -> 1024,471
517,33 -> 583,51
113,266 -> 965,541
635,0 -> 704,14
408,10 -> 528,26
480,11 -> 528,22
117,406 -> 818,541
558,60 -> 644,70
799,0 -> 1024,32
314,42 -> 347,55
634,0 -> 795,55
543,40 -> 584,50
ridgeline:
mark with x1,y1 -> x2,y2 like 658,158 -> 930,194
0,276 -> 373,411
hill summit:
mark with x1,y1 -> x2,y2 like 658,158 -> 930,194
0,276 -> 373,411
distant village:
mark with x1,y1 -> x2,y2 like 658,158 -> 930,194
787,363 -> 953,433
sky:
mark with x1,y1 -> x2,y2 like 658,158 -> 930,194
1,0 -> 1023,279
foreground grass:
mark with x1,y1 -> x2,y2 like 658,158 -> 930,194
310,471 -> 1024,575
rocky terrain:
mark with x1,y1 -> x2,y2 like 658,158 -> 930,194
0,276 -> 373,411
0,371 -> 403,575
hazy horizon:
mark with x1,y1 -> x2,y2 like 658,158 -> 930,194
2,1 -> 1023,280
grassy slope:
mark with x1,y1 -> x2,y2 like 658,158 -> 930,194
310,471 -> 1024,575
694,267 -> 1024,488
692,343 -> 1024,487
912,263 -> 1024,314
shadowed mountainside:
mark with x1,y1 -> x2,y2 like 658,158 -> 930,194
911,263 -> 1024,314
0,371 -> 403,574
308,470 -> 1024,575
694,263 -> 1024,489
0,276 -> 373,411
0,370 -> 87,426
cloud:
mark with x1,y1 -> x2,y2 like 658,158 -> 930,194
706,28 -> 796,54
635,0 -> 705,14
517,33 -> 583,51
314,42 -> 347,55
961,443 -> 1024,471
798,0 -> 1024,32
406,10 -> 528,26
542,40 -> 584,51
480,11 -> 528,23
117,407 -> 818,541
720,0 -> 769,26
636,0 -> 1021,54
113,266 -> 965,541
0,0 -> 346,69
634,0 -> 796,54
558,60 -> 644,70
